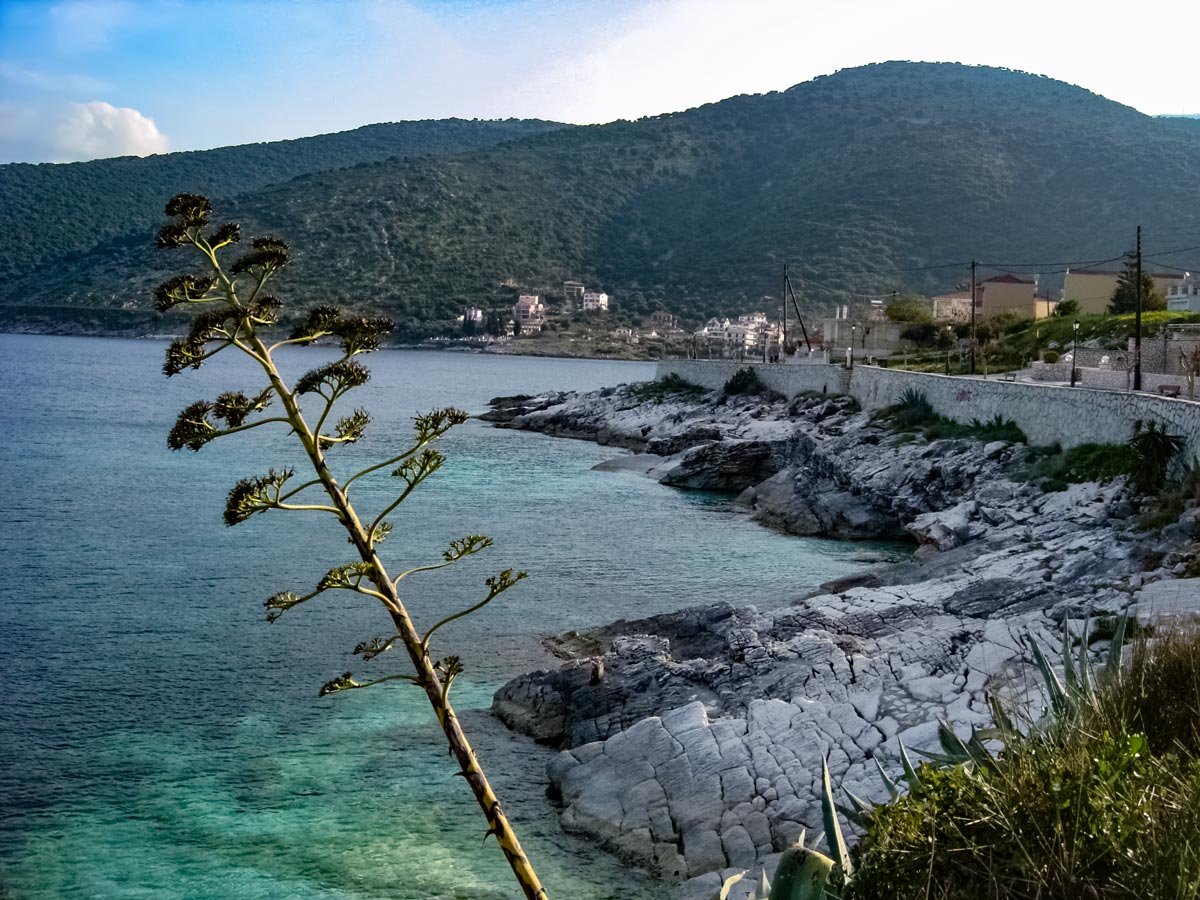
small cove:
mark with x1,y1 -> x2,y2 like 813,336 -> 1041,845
0,335 -> 906,899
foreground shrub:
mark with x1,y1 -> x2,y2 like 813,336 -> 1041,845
1127,420 -> 1186,496
1021,443 -> 1135,492
845,626 -> 1200,900
875,389 -> 1026,443
629,372 -> 705,402
724,366 -> 766,395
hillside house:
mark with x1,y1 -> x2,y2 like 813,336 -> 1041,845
976,273 -> 1055,319
931,290 -> 973,321
582,291 -> 609,312
650,310 -> 676,329
563,280 -> 585,311
513,294 -> 545,324
1062,268 -> 1190,315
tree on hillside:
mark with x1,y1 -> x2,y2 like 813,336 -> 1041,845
1054,299 -> 1080,318
1109,256 -> 1165,314
885,294 -> 932,324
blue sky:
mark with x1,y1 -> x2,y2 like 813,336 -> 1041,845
2,0 -> 1197,164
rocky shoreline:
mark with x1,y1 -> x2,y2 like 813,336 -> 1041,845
484,383 -> 1200,898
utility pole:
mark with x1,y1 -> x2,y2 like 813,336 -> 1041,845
970,259 -> 977,376
1134,225 -> 1143,392
781,263 -> 789,353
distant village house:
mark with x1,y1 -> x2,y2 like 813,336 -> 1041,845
1063,267 -> 1195,315
931,290 -> 973,321
975,273 -> 1056,319
563,280 -> 585,311
582,291 -> 609,312
513,294 -> 545,325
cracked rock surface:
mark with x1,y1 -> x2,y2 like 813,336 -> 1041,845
485,385 -> 1200,896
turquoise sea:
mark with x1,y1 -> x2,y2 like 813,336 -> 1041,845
0,335 -> 902,899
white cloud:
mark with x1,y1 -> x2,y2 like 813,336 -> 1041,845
55,101 -> 168,161
0,60 -> 111,94
48,0 -> 139,51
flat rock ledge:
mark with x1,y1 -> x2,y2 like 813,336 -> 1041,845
486,385 -> 1200,897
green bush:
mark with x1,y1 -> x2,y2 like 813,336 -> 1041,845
1127,420 -> 1186,496
629,373 -> 705,402
723,366 -> 766,395
1043,350 -> 1060,363
875,390 -> 1026,443
1020,443 -> 1134,491
845,627 -> 1200,900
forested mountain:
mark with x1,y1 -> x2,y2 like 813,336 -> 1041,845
0,118 -> 564,277
2,62 -> 1198,336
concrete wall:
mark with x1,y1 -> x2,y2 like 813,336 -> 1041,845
656,359 -> 1200,460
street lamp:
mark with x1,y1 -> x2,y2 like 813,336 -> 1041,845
1070,320 -> 1080,387
945,324 -> 954,375
850,323 -> 857,369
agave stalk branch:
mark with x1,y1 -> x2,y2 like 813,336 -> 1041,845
165,222 -> 547,899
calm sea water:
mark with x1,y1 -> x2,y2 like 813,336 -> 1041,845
0,335 -> 902,900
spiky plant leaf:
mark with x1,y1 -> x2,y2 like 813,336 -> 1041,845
898,740 -> 924,794
1106,614 -> 1129,680
769,845 -> 835,900
872,756 -> 900,800
820,756 -> 853,881
1027,631 -> 1072,718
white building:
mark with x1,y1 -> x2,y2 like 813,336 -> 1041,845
463,306 -> 484,323
582,291 -> 609,312
1166,272 -> 1199,313
931,291 -> 973,321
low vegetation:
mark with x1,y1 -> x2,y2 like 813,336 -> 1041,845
1020,421 -> 1190,506
629,372 -> 706,402
1020,443 -> 1136,492
723,366 -> 768,396
846,625 -> 1200,900
731,622 -> 1200,900
874,389 -> 1026,443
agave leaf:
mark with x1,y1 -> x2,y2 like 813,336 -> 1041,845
936,718 -> 972,763
843,786 -> 874,820
1105,614 -> 1129,681
821,757 -> 853,880
898,740 -> 924,794
872,756 -> 900,800
1061,621 -> 1079,693
966,729 -> 1000,773
769,846 -> 835,900
719,872 -> 745,900
1027,631 -> 1072,718
1077,614 -> 1094,696
985,694 -> 1017,739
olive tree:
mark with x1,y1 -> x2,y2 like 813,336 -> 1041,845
153,194 -> 547,899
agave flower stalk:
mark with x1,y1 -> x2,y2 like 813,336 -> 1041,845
153,194 -> 547,899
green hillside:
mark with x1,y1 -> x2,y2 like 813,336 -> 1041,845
0,118 -> 564,278
2,62 -> 1198,337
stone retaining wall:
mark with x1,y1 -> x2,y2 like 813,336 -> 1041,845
656,360 -> 1200,460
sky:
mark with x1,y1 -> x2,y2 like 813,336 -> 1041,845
1,0 -> 1197,164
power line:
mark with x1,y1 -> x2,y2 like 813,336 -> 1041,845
1144,243 -> 1200,258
